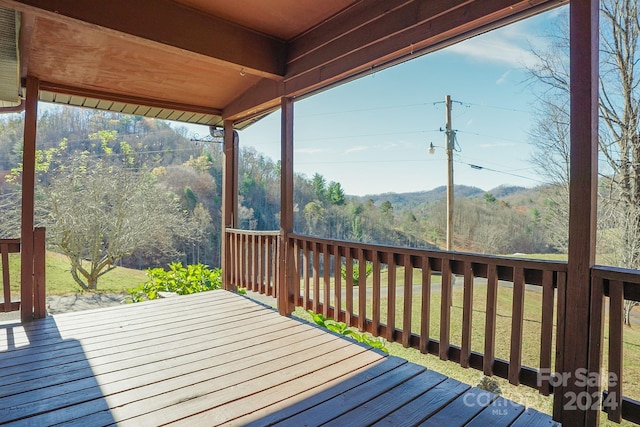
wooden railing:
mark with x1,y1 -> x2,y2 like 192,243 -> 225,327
0,238 -> 21,313
592,265 -> 640,424
0,227 -> 46,319
225,228 -> 280,297
287,233 -> 567,392
226,229 -> 640,424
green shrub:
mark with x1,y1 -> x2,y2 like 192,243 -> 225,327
340,261 -> 373,285
126,262 -> 222,303
307,310 -> 388,353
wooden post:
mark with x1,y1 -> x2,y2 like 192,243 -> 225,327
20,76 -> 38,323
33,227 -> 46,318
555,1 -> 599,425
221,120 -> 238,291
278,97 -> 294,316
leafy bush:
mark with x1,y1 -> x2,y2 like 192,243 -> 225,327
340,261 -> 373,285
126,262 -> 222,303
307,310 -> 388,353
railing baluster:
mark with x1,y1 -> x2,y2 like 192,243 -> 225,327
334,245 -> 342,322
553,270 -> 567,422
608,280 -> 624,423
440,258 -> 451,361
539,269 -> 554,395
265,235 -> 272,296
303,240 -> 310,309
313,242 -> 320,313
484,263 -> 498,376
387,255 -> 396,342
372,250 -> 380,336
1,243 -> 10,313
251,234 -> 257,291
509,266 -> 525,385
292,238 -> 301,304
345,248 -> 354,326
420,256 -> 431,354
403,253 -> 412,348
461,261 -> 474,368
358,248 -> 367,331
324,243 -> 331,318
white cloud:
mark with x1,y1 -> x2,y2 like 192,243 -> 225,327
345,145 -> 369,154
295,147 -> 327,154
496,70 -> 511,85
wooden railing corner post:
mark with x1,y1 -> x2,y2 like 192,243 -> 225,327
277,231 -> 293,316
33,227 -> 46,319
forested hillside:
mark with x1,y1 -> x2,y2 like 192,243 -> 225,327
0,106 -> 558,282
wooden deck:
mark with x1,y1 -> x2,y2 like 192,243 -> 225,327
0,290 -> 558,426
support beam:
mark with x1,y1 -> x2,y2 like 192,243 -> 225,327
221,120 -> 238,291
556,0 -> 599,425
20,75 -> 37,322
278,97 -> 294,316
0,0 -> 286,79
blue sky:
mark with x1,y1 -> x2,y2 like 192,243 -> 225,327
187,6 -> 566,197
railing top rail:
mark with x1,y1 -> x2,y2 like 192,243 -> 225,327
0,239 -> 21,252
288,232 -> 568,272
593,264 -> 640,283
225,228 -> 281,236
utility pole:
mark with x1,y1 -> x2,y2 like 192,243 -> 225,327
445,95 -> 455,251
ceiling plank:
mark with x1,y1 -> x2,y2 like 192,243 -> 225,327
0,0 -> 286,79
225,0 -> 565,122
38,81 -> 223,116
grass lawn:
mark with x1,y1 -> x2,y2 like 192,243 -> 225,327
2,250 -> 148,296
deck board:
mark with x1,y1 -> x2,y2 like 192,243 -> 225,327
0,290 -> 559,426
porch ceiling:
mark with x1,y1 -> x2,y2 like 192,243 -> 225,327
0,0 -> 566,128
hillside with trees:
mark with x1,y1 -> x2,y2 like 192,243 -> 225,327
0,106 -> 560,289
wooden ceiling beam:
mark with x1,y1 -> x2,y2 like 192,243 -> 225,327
0,0 -> 286,79
225,0 -> 565,122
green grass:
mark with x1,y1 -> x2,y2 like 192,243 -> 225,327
2,250 -> 148,296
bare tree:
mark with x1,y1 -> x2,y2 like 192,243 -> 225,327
528,0 -> 640,324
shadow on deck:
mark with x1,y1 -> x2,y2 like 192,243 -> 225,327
0,290 -> 558,426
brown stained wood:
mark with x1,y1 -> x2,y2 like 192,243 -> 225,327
334,245 -> 342,323
387,258 -> 396,342
221,121 -> 236,291
345,248 -> 354,326
421,387 -> 497,426
1,242 -> 11,312
358,248 -> 367,331
270,362 -> 426,427
0,290 -> 557,426
588,274 -> 605,418
371,378 -> 470,427
440,258 -> 452,360
279,97 -> 294,316
484,264 -> 498,375
235,357 -> 408,427
324,244 -> 331,318
461,261 -> 474,368
402,253 -> 413,348
312,243 -> 320,314
553,270 -> 567,421
252,234 -> 258,292
324,369 -> 447,426
466,396 -> 526,427
608,280 -> 624,423
539,269 -> 554,395
562,0 -> 599,424
372,250 -> 381,336
291,238 -> 299,302
303,240 -> 310,309
266,236 -> 273,296
420,256 -> 432,354
33,227 -> 46,318
509,267 -> 525,385
20,76 -> 38,323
